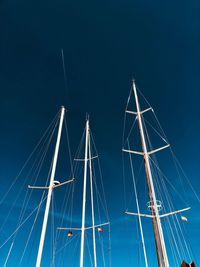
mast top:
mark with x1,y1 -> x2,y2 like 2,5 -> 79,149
86,113 -> 90,121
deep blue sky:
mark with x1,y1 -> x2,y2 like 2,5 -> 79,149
0,0 -> 200,266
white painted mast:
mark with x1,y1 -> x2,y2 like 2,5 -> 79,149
36,106 -> 65,267
132,81 -> 169,267
80,119 -> 89,267
88,125 -> 97,267
57,118 -> 105,267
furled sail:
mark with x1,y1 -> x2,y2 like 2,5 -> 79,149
181,261 -> 195,267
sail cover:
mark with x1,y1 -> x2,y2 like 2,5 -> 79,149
181,261 -> 195,267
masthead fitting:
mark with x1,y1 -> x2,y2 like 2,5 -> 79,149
86,113 -> 90,121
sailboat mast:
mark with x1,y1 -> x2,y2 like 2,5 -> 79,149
132,82 -> 169,267
80,119 -> 90,267
36,106 -> 65,267
88,127 -> 97,267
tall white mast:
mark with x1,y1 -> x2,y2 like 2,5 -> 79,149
88,126 -> 97,267
36,106 -> 65,267
132,81 -> 169,267
57,118 -> 106,267
80,119 -> 89,267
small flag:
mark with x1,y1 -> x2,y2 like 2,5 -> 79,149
181,216 -> 188,222
68,231 -> 73,237
97,227 -> 103,232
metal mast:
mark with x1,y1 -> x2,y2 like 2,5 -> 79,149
36,106 -> 65,267
80,119 -> 89,267
88,125 -> 97,267
57,118 -> 107,267
132,81 -> 169,267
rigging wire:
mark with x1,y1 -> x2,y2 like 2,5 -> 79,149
64,115 -> 74,178
1,110 -> 76,267
0,111 -> 59,206
123,87 -> 199,266
0,112 -> 59,233
61,48 -> 68,96
56,123 -> 111,267
3,241 -> 14,267
171,152 -> 200,203
122,87 -> 136,212
122,89 -> 148,266
0,195 -> 47,250
1,114 -> 60,267
127,141 -> 149,267
9,115 -> 59,263
150,107 -> 200,204
18,191 -> 46,265
143,113 -> 189,262
143,106 -> 194,263
149,157 -> 188,206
